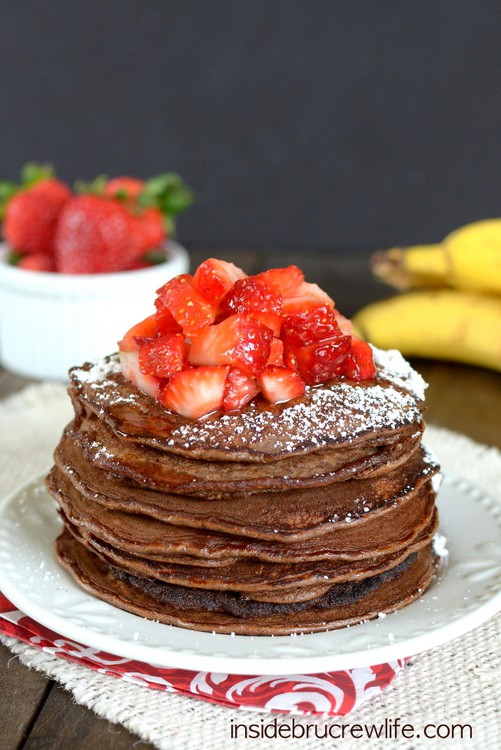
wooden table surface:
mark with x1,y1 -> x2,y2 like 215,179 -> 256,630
1,248 -> 500,749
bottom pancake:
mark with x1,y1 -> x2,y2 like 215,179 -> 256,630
56,529 -> 439,635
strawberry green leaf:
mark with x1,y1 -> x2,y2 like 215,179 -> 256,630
0,182 -> 19,220
20,162 -> 54,188
138,172 -> 194,231
74,175 -> 108,196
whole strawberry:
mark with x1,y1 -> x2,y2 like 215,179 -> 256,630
54,195 -> 142,274
56,172 -> 194,273
1,163 -> 71,256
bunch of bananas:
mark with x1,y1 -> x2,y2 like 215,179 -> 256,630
352,219 -> 501,372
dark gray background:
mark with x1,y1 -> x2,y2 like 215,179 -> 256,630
1,0 -> 500,251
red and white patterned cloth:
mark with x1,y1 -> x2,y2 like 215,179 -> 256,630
0,592 -> 407,717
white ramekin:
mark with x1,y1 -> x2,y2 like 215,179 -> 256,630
0,240 -> 189,380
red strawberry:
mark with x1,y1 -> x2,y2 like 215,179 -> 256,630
282,281 -> 335,314
54,195 -> 143,273
267,337 -> 285,366
345,337 -> 376,380
193,258 -> 247,308
282,305 -> 341,346
4,179 -> 71,256
17,253 -> 56,272
223,367 -> 259,412
188,314 -> 272,375
104,176 -> 145,202
288,334 -> 351,385
130,207 -> 166,256
118,314 -> 158,352
155,275 -> 215,335
155,305 -> 183,336
220,277 -> 282,334
259,366 -> 305,404
160,365 -> 228,419
138,333 -> 185,378
253,265 -> 304,296
119,349 -> 162,400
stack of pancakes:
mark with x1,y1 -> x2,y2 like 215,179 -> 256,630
47,347 -> 441,635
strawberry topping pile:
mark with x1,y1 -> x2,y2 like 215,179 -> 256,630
118,259 -> 377,419
0,163 -> 193,273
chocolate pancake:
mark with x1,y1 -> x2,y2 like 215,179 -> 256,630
56,530 -> 439,635
47,345 -> 442,636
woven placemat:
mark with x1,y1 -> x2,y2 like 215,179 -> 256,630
0,382 -> 500,749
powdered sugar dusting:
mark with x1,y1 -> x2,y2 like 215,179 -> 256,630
72,357 -> 122,384
372,347 -> 427,401
75,348 -> 427,455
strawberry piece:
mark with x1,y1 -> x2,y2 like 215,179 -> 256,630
160,365 -> 228,419
54,195 -> 143,273
118,314 -> 158,352
155,305 -> 182,336
267,337 -> 285,367
119,350 -> 162,400
345,337 -> 377,381
156,275 -> 215,335
138,333 -> 185,378
282,305 -> 341,346
288,334 -> 351,385
333,309 -> 354,335
259,365 -> 305,404
193,258 -> 247,307
4,178 -> 71,256
282,281 -> 335,314
188,314 -> 272,375
220,277 -> 282,332
284,348 -> 299,372
17,253 -> 55,272
223,367 -> 259,412
253,265 -> 304,296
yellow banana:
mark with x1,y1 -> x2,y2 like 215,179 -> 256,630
352,290 -> 501,373
371,219 -> 501,295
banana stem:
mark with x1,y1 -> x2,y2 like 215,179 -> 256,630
371,244 -> 448,290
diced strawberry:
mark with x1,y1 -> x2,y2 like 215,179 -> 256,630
282,305 -> 341,346
282,281 -> 335,314
220,278 -> 282,332
255,311 -> 282,336
156,274 -> 215,335
284,348 -> 299,372
138,333 -> 185,378
333,309 -> 354,335
160,365 -> 228,419
193,258 -> 247,307
188,314 -> 273,375
253,265 -> 304,296
155,304 -> 183,336
259,366 -> 305,404
223,367 -> 259,412
344,337 -> 377,381
287,334 -> 351,385
119,350 -> 162,399
118,314 -> 158,352
267,337 -> 285,367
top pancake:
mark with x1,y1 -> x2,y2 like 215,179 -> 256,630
68,346 -> 427,463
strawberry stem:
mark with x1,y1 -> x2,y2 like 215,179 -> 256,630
138,172 -> 194,232
74,175 -> 108,195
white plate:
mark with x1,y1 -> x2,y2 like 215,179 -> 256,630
0,474 -> 499,675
